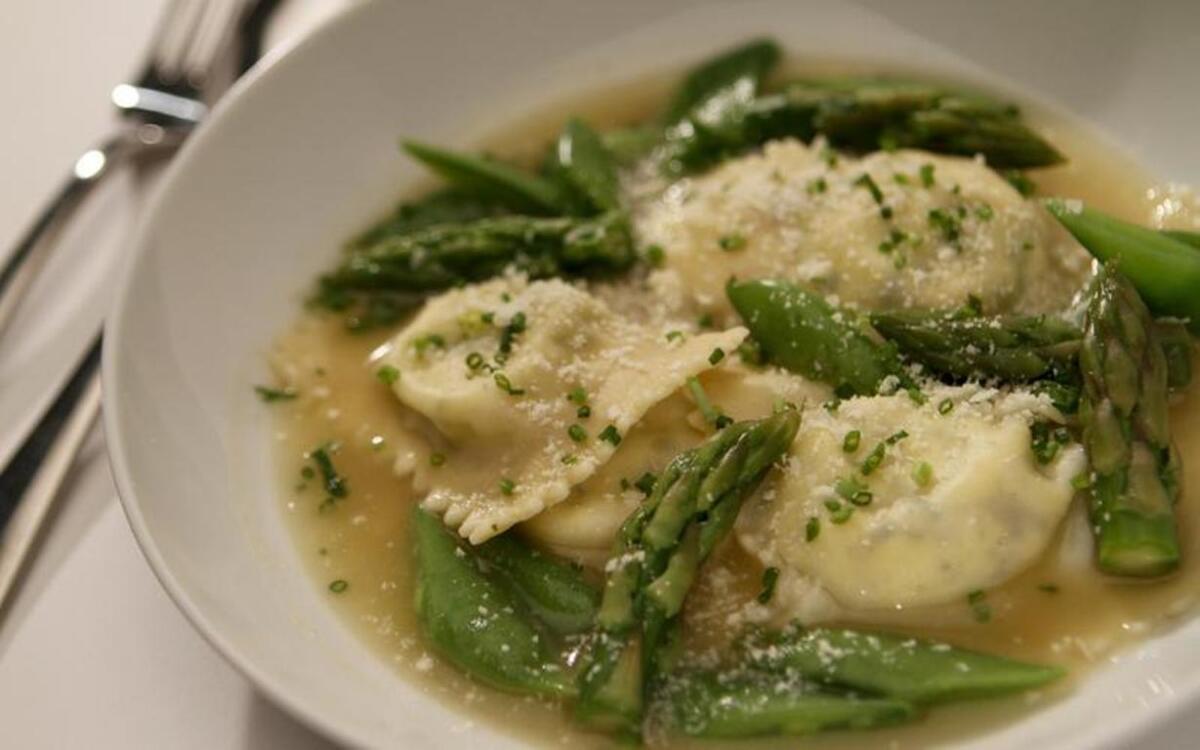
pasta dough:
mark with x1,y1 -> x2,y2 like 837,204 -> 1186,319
633,139 -> 1092,322
377,274 -> 746,543
738,385 -> 1085,623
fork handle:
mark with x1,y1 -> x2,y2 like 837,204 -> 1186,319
0,134 -> 136,338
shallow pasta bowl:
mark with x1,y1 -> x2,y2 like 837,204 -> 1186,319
103,0 -> 1200,747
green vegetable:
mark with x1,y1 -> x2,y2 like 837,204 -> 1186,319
1156,318 -> 1193,390
1161,228 -> 1200,250
660,668 -> 915,738
1078,264 -> 1181,576
348,188 -> 509,250
663,77 -> 1062,175
548,118 -> 621,213
601,126 -> 660,166
474,533 -> 599,635
316,211 -> 635,327
1047,201 -> 1200,333
663,38 -> 782,124
254,385 -> 296,402
743,626 -> 1064,704
412,508 -> 575,697
728,279 -> 907,396
576,410 -> 802,735
402,140 -> 568,215
869,309 -> 1081,381
309,445 -> 347,498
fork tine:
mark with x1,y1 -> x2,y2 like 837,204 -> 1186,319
180,0 -> 245,89
146,0 -> 207,84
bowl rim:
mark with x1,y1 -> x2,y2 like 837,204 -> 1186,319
101,1 -> 379,747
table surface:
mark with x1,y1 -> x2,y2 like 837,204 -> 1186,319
1,2 -> 1198,749
0,2 -> 342,747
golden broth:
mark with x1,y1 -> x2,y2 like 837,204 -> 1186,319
266,72 -> 1199,748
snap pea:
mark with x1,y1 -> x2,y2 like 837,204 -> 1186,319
662,38 -> 782,124
348,188 -> 509,250
727,279 -> 907,396
1047,200 -> 1200,334
403,140 -> 569,215
475,532 -> 599,635
413,507 -> 574,698
660,668 -> 915,738
548,118 -> 620,213
742,626 -> 1064,704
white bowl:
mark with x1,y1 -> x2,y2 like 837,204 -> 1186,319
103,1 -> 1200,747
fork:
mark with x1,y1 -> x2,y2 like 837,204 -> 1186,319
0,0 -> 278,619
0,0 -> 254,339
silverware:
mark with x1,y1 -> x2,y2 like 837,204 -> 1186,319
0,0 -> 280,620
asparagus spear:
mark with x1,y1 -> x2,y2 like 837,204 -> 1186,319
475,533 -> 599,635
315,211 -> 635,327
662,38 -> 781,124
1047,200 -> 1200,334
1079,264 -> 1181,577
869,309 -> 1082,382
1156,318 -> 1194,391
660,668 -> 915,737
742,626 -> 1064,704
663,78 -> 1062,175
727,279 -> 909,397
547,118 -> 620,213
403,140 -> 570,215
413,507 -> 575,697
576,410 -> 801,734
348,188 -> 509,250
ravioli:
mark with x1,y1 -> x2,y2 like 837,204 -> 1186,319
632,139 -> 1091,322
737,385 -> 1085,623
377,274 -> 747,543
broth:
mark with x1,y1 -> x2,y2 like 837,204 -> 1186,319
266,71 -> 1200,748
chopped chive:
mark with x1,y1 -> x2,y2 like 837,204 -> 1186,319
560,454 -> 578,466
465,351 -> 486,371
854,173 -> 891,219
309,445 -> 348,498
634,472 -> 657,495
842,430 -> 861,453
666,330 -> 685,343
493,372 -> 525,396
254,385 -> 297,402
645,244 -> 665,267
708,347 -> 726,365
806,177 -> 828,195
598,425 -> 621,446
757,567 -> 781,604
805,516 -> 821,542
576,405 -> 591,419
835,476 -> 872,506
830,504 -> 854,525
912,461 -> 933,487
860,443 -> 886,475
928,207 -> 962,244
499,478 -> 515,495
429,452 -> 446,467
697,313 -> 714,329
968,589 -> 992,622
498,311 -> 527,354
886,430 -> 909,445
567,386 -> 589,405
567,424 -> 587,443
892,173 -> 910,186
457,309 -> 493,336
975,204 -> 994,221
937,398 -> 955,415
300,466 -> 316,480
412,333 -> 446,356
1037,583 -> 1060,594
820,148 -> 839,167
919,163 -> 935,188
718,233 -> 747,252
329,579 -> 349,594
376,365 -> 400,385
